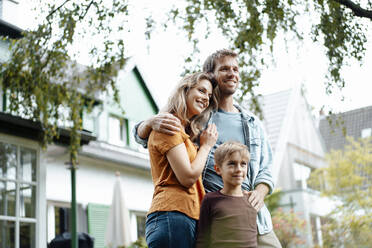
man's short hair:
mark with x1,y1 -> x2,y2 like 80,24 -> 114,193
214,141 -> 250,166
202,49 -> 238,73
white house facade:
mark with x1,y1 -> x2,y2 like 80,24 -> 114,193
1,9 -> 159,246
261,85 -> 336,247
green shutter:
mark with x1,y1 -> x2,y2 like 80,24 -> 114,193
87,203 -> 110,248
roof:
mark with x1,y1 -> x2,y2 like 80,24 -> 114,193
62,58 -> 159,112
121,57 -> 160,111
319,105 -> 372,151
0,19 -> 22,38
260,85 -> 327,183
261,89 -> 292,152
0,112 -> 95,145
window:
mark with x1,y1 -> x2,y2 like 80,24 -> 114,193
136,214 -> 146,238
310,215 -> 323,246
108,116 -> 128,146
0,85 -> 3,111
47,202 -> 88,242
54,207 -> 70,235
293,162 -> 312,190
82,111 -> 97,135
0,141 -> 37,248
361,128 -> 371,138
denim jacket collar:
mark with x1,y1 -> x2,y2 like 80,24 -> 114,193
234,104 -> 255,122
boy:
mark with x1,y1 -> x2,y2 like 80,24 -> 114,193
196,141 -> 257,248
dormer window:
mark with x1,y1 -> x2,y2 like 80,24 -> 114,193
108,115 -> 128,146
361,128 -> 371,138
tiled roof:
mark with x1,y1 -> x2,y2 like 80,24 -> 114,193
319,105 -> 372,151
261,89 -> 292,151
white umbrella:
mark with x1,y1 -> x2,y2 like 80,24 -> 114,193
105,172 -> 132,248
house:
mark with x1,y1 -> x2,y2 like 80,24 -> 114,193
259,85 -> 335,247
319,105 -> 372,151
0,13 -> 47,248
43,59 -> 158,247
1,6 -> 159,247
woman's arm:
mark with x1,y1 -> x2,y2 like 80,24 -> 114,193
166,124 -> 218,188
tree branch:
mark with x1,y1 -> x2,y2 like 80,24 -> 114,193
79,0 -> 94,20
334,0 -> 372,20
46,0 -> 72,19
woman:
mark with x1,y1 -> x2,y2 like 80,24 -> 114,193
145,72 -> 218,248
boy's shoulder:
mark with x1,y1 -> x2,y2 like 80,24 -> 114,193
204,191 -> 251,202
202,191 -> 222,207
205,191 -> 220,197
204,191 -> 225,201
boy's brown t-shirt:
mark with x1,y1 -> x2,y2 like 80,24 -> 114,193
147,130 -> 205,220
196,191 -> 258,248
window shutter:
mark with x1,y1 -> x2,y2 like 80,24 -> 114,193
87,203 -> 110,248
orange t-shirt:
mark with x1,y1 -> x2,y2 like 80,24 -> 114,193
147,130 -> 205,220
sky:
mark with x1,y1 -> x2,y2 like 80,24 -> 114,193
125,0 -> 372,116
14,0 -> 372,116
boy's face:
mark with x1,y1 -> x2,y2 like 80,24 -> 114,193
215,151 -> 248,187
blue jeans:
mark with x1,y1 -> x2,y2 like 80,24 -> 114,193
145,211 -> 197,248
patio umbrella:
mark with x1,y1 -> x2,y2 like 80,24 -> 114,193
104,172 -> 132,248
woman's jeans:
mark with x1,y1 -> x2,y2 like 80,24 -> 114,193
145,211 -> 197,248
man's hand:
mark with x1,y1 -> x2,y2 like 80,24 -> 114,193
138,112 -> 182,139
247,183 -> 269,212
149,113 -> 182,135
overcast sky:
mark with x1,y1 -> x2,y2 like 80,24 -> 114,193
126,0 -> 372,115
16,0 -> 372,115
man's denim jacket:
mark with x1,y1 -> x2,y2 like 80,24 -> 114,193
133,104 -> 274,235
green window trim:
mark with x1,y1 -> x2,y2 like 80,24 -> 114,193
108,115 -> 130,147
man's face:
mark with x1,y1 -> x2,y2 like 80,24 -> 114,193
213,56 -> 240,96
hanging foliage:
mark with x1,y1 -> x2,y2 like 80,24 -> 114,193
1,0 -> 371,162
0,0 -> 129,165
169,0 -> 371,114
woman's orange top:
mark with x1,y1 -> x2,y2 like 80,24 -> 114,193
147,130 -> 205,220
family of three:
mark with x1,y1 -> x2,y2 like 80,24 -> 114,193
133,49 -> 282,248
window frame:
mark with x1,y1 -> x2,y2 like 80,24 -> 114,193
130,210 -> 147,241
107,115 -> 129,147
361,127 -> 372,139
293,161 -> 318,191
0,133 -> 43,248
46,200 -> 88,243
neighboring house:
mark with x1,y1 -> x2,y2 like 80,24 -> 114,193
319,105 -> 372,151
44,59 -> 159,247
0,15 -> 45,248
259,85 -> 335,247
318,105 -> 372,209
0,0 -> 20,28
1,8 -> 159,248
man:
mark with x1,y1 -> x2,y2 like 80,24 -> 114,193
134,49 -> 281,248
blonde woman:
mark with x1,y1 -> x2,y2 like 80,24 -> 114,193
145,72 -> 218,248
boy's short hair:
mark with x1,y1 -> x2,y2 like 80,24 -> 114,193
214,141 -> 250,166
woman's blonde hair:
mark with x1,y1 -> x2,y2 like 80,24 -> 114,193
163,72 -> 218,141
